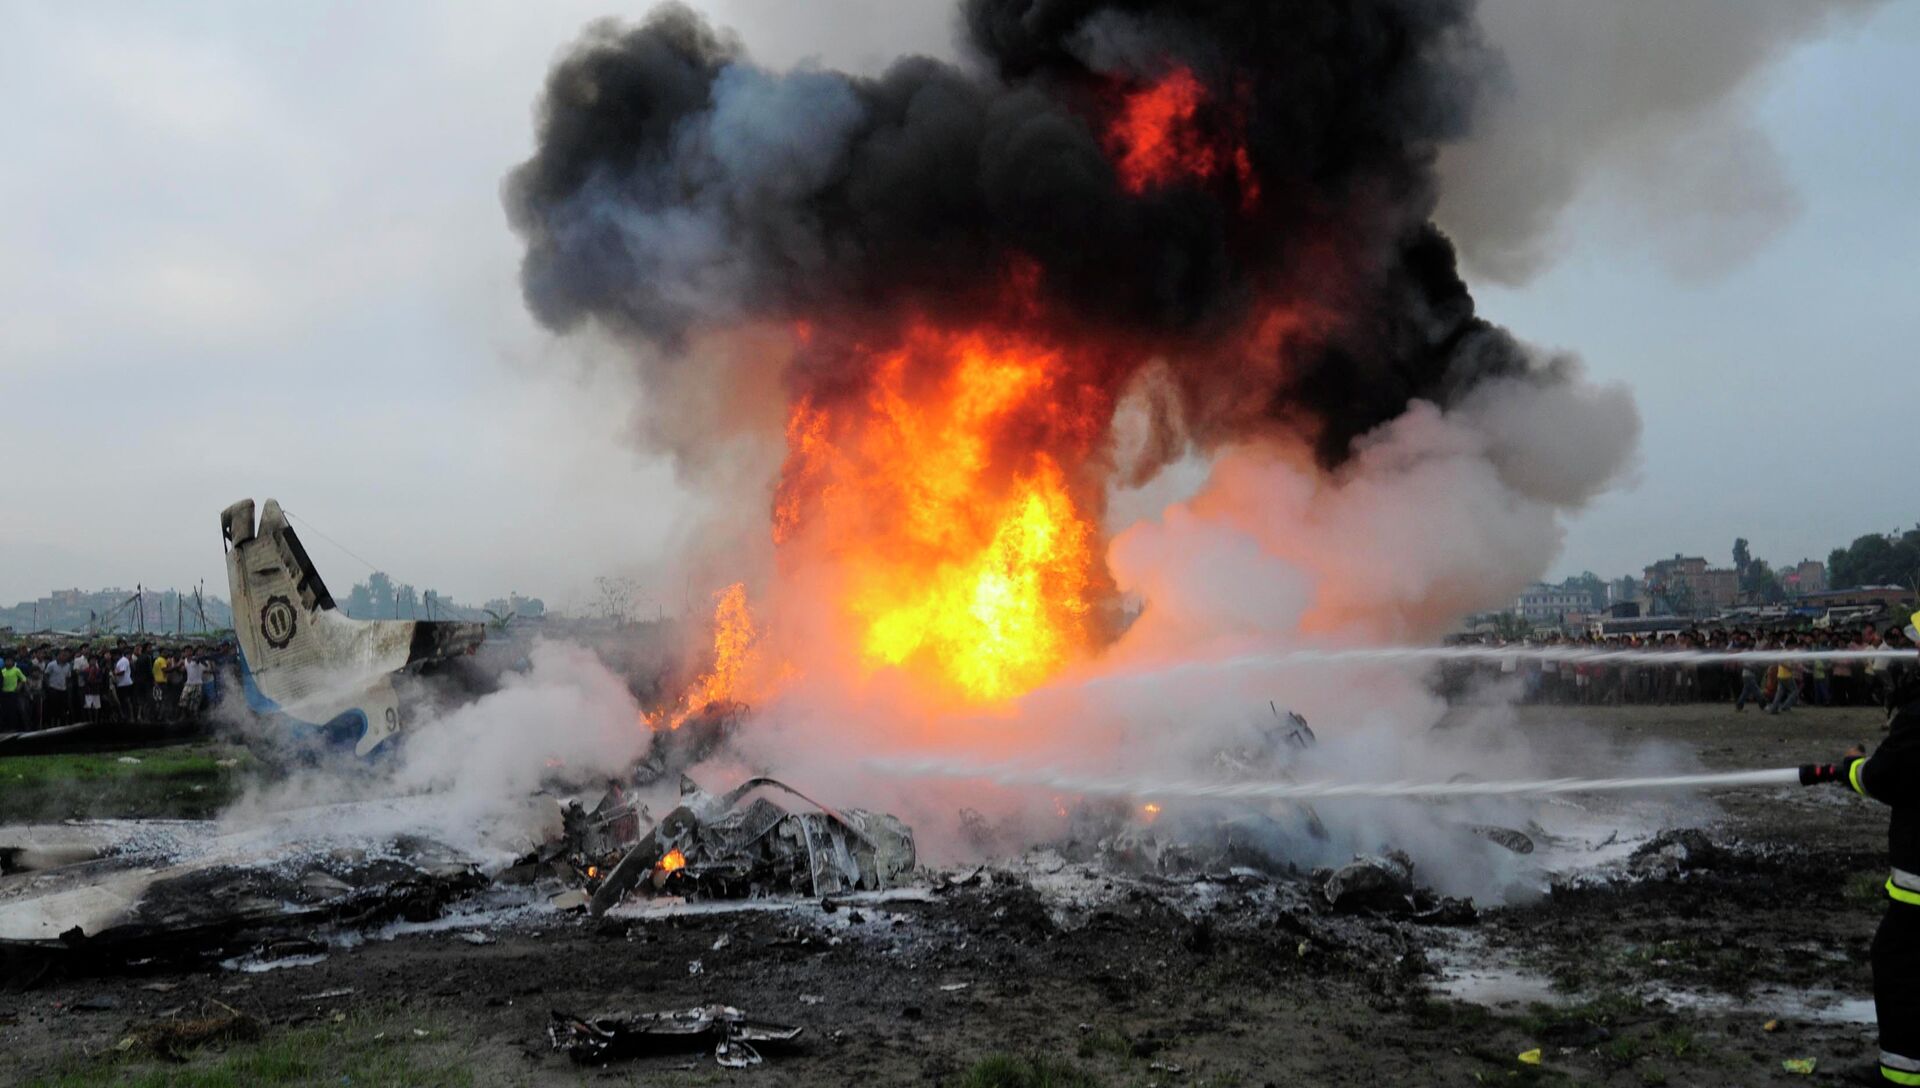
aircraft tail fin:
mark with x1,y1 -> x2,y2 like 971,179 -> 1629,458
221,499 -> 484,756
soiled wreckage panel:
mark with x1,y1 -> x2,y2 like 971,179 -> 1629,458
221,498 -> 483,755
0,832 -> 485,988
587,776 -> 917,914
550,1005 -> 804,1068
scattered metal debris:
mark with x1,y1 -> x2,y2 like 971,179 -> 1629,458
1628,828 -> 1722,878
548,889 -> 590,912
1315,851 -> 1477,923
0,835 -> 484,988
589,775 -> 916,915
1321,852 -> 1417,912
1470,825 -> 1536,854
632,702 -> 747,786
548,1005 -> 803,1067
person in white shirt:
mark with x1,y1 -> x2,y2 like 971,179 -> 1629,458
179,653 -> 206,720
41,652 -> 71,727
112,652 -> 134,720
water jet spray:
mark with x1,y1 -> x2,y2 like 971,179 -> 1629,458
867,759 -> 1803,803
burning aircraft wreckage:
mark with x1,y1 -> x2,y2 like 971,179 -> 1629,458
0,496 -> 1629,1066
5,0 -> 1839,1077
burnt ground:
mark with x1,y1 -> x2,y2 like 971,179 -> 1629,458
0,704 -> 1897,1087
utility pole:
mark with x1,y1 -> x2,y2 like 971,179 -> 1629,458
136,584 -> 145,634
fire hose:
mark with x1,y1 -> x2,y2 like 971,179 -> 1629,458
874,643 -> 1908,800
865,759 -> 1803,801
1082,645 -> 1914,689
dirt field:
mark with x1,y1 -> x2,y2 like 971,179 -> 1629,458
1,704 -> 1897,1086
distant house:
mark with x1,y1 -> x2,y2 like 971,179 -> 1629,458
1784,559 -> 1828,597
1516,584 -> 1591,624
1643,555 -> 1740,615
1593,616 -> 1695,638
1606,578 -> 1641,606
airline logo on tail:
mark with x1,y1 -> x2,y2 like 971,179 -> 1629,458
220,499 -> 484,756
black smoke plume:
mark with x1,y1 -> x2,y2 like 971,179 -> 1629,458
505,0 -> 1531,469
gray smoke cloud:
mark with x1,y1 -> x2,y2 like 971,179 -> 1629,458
1440,0 -> 1883,283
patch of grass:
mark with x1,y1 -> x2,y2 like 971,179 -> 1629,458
1601,1034 -> 1645,1065
1520,991 -> 1643,1035
957,1053 -> 1106,1088
1075,1027 -> 1133,1061
1468,1063 -> 1575,1086
0,744 -> 248,820
20,1005 -> 477,1088
1845,870 -> 1889,904
1651,1026 -> 1697,1060
1407,996 -> 1497,1031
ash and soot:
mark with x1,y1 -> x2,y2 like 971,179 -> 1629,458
503,0 -> 1637,852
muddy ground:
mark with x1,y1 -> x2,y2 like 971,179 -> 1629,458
1,704 -> 1897,1086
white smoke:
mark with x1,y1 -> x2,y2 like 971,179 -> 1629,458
1105,363 -> 1639,647
386,640 -> 647,803
219,639 -> 648,866
1441,0 -> 1883,283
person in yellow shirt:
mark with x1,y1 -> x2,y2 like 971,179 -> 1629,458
0,654 -> 25,731
150,652 -> 170,719
1768,654 -> 1802,715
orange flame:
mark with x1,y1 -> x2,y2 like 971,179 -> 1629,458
689,582 -> 756,711
647,582 -> 760,731
860,457 -> 1090,700
656,848 -> 687,873
775,322 -> 1104,701
1106,66 -> 1258,209
1108,67 -> 1215,193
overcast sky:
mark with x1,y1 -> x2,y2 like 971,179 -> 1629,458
3,1 -> 1915,610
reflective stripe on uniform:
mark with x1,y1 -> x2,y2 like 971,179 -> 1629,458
1884,1051 -> 1920,1073
1888,878 -> 1920,907
1851,757 -> 1870,797
1883,1065 -> 1920,1085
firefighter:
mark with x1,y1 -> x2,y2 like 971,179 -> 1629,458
1802,611 -> 1920,1085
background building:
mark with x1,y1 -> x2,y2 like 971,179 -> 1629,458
1785,560 -> 1828,596
1516,583 -> 1592,624
1643,555 -> 1741,616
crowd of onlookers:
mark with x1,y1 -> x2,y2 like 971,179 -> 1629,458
1453,624 -> 1916,714
0,641 -> 234,732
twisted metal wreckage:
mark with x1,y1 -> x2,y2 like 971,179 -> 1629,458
0,502 -> 919,984
0,500 -> 1560,1071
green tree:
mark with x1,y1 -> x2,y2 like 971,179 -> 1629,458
1491,612 -> 1533,639
1744,560 -> 1786,604
1733,538 -> 1751,577
1829,527 -> 1920,589
366,572 -> 394,619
